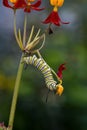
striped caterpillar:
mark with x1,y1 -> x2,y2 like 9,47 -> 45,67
23,55 -> 64,95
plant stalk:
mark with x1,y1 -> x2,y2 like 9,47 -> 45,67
8,55 -> 24,130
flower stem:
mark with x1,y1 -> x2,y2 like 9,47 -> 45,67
23,14 -> 27,47
8,12 -> 27,130
8,55 -> 24,130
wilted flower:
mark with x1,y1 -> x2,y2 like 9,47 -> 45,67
56,63 -> 66,95
57,63 -> 66,79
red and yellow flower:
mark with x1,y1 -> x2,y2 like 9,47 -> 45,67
56,63 -> 66,95
3,0 -> 44,12
3,0 -> 26,10
43,0 -> 69,33
24,0 -> 44,13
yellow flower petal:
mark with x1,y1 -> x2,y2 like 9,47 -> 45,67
27,0 -> 35,2
58,0 -> 64,7
56,84 -> 64,96
50,0 -> 64,7
10,0 -> 18,4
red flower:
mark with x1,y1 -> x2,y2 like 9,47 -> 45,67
43,11 -> 69,26
57,63 -> 66,79
3,0 -> 26,10
24,0 -> 44,13
3,0 -> 44,12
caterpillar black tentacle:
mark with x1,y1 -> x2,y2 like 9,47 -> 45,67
23,55 -> 64,95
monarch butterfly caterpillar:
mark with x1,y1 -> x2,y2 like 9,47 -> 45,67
23,55 -> 64,95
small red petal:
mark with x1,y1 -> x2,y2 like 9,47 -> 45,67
43,11 -> 69,26
32,6 -> 44,11
3,0 -> 27,9
24,7 -> 31,13
52,12 -> 61,26
42,12 -> 54,24
14,0 -> 27,9
57,63 -> 66,79
3,0 -> 12,8
43,11 -> 61,26
31,0 -> 41,8
31,0 -> 44,11
61,21 -> 70,24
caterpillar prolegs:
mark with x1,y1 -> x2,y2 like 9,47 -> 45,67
23,55 -> 64,95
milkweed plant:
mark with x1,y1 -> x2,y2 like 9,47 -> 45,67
1,0 -> 69,130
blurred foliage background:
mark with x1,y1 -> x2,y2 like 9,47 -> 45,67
0,0 -> 87,130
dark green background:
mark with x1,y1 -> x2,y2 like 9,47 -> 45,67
0,0 -> 87,130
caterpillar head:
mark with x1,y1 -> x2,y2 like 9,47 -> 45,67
56,84 -> 64,96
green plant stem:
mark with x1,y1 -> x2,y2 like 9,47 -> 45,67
23,14 -> 27,47
8,55 -> 24,130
